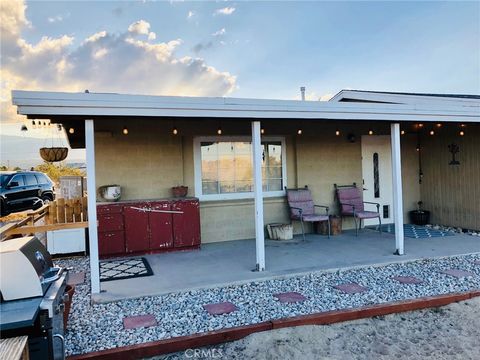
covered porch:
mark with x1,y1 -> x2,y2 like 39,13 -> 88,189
95,229 -> 480,302
11,90 -> 480,298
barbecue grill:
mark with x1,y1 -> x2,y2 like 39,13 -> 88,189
0,236 -> 69,360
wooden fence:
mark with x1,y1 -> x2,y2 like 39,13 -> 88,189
0,197 -> 89,240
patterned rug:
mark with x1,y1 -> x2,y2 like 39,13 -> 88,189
100,257 -> 153,282
368,224 -> 455,239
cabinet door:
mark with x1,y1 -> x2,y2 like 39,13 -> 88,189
98,213 -> 124,232
99,231 -> 125,256
172,199 -> 201,248
149,201 -> 173,250
124,204 -> 150,253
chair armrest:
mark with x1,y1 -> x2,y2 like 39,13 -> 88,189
314,205 -> 329,215
363,201 -> 380,211
290,206 -> 303,216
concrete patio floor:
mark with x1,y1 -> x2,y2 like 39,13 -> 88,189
95,229 -> 480,303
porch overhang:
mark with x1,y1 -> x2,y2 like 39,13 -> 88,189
12,90 -> 480,123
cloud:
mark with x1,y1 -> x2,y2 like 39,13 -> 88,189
212,28 -> 226,37
47,15 -> 64,23
192,41 -> 213,54
214,7 -> 235,16
128,19 -> 150,35
1,4 -> 237,127
187,10 -> 195,19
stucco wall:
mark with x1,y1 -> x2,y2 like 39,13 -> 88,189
420,126 -> 480,230
94,119 -> 421,243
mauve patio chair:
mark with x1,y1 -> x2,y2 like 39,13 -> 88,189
334,183 -> 381,236
285,186 -> 330,241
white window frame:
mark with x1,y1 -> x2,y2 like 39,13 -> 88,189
194,136 -> 287,201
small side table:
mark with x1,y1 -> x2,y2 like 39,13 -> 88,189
316,216 -> 342,235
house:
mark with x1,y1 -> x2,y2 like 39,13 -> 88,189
11,89 -> 480,295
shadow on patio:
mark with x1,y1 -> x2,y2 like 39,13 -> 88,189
94,229 -> 480,303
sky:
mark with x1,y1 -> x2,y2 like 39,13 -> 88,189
1,0 -> 479,167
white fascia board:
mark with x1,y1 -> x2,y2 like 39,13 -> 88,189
12,90 -> 480,123
330,90 -> 480,106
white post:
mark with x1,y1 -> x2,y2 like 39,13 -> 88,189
252,121 -> 265,271
391,123 -> 404,255
85,119 -> 101,294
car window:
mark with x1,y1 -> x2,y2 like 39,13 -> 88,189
10,175 -> 25,187
25,174 -> 38,186
0,174 -> 11,187
35,173 -> 49,184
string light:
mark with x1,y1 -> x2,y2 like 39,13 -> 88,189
122,127 -> 129,135
418,123 -> 424,128
429,130 -> 435,136
436,123 -> 442,128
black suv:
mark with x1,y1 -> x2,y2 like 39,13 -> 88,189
0,171 -> 55,216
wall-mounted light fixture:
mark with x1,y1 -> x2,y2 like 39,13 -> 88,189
401,130 -> 405,135
459,130 -> 465,136
436,123 -> 442,128
68,127 -> 75,134
335,130 -> 341,136
368,129 -> 374,135
429,130 -> 435,136
172,127 -> 178,135
217,127 -> 222,135
261,128 -> 265,135
297,128 -> 303,135
122,127 -> 129,135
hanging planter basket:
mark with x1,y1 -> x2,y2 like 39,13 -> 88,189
40,147 -> 68,162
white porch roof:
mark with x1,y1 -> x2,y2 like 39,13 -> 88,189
12,90 -> 480,123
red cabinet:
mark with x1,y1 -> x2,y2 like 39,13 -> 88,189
172,199 -> 201,248
124,204 -> 150,253
97,198 -> 200,258
149,201 -> 173,250
97,204 -> 125,257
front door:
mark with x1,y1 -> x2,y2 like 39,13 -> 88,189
361,136 -> 393,226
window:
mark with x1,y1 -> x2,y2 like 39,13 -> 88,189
35,173 -> 49,184
10,175 -> 25,187
25,174 -> 38,186
373,152 -> 380,198
194,137 -> 287,200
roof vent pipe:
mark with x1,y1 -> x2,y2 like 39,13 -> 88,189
300,86 -> 306,101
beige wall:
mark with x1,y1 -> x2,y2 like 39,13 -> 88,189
420,126 -> 480,230
94,119 -> 423,243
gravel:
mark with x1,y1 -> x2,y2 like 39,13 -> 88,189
55,254 -> 480,356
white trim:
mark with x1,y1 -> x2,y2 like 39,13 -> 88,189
11,90 -> 480,123
330,90 -> 480,106
252,121 -> 265,271
391,123 -> 405,255
193,136 -> 287,202
85,119 -> 101,294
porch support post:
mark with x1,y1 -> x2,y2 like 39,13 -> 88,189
391,123 -> 405,255
252,121 -> 265,271
85,119 -> 101,294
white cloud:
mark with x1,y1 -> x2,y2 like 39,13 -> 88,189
212,28 -> 226,37
148,32 -> 156,41
48,15 -> 63,23
187,10 -> 195,19
214,7 -> 235,16
1,1 -> 237,128
128,20 -> 150,35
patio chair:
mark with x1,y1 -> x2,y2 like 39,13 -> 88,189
334,183 -> 381,236
285,186 -> 330,241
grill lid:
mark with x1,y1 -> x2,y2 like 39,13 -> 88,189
0,236 -> 56,301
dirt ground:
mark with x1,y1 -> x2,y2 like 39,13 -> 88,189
156,297 -> 480,360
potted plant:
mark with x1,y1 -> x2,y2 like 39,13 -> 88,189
172,185 -> 188,198
409,201 -> 430,225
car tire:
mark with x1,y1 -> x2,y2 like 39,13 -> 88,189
41,194 -> 53,205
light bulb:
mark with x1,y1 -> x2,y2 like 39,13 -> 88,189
261,128 -> 265,135
217,127 -> 222,135
459,130 -> 465,136
368,130 -> 374,135
122,127 -> 129,135
335,130 -> 340,136
401,130 -> 405,135
297,129 -> 302,135
429,130 -> 435,136
69,128 -> 75,134
172,127 -> 178,135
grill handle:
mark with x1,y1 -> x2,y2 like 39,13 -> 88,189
53,334 -> 65,360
